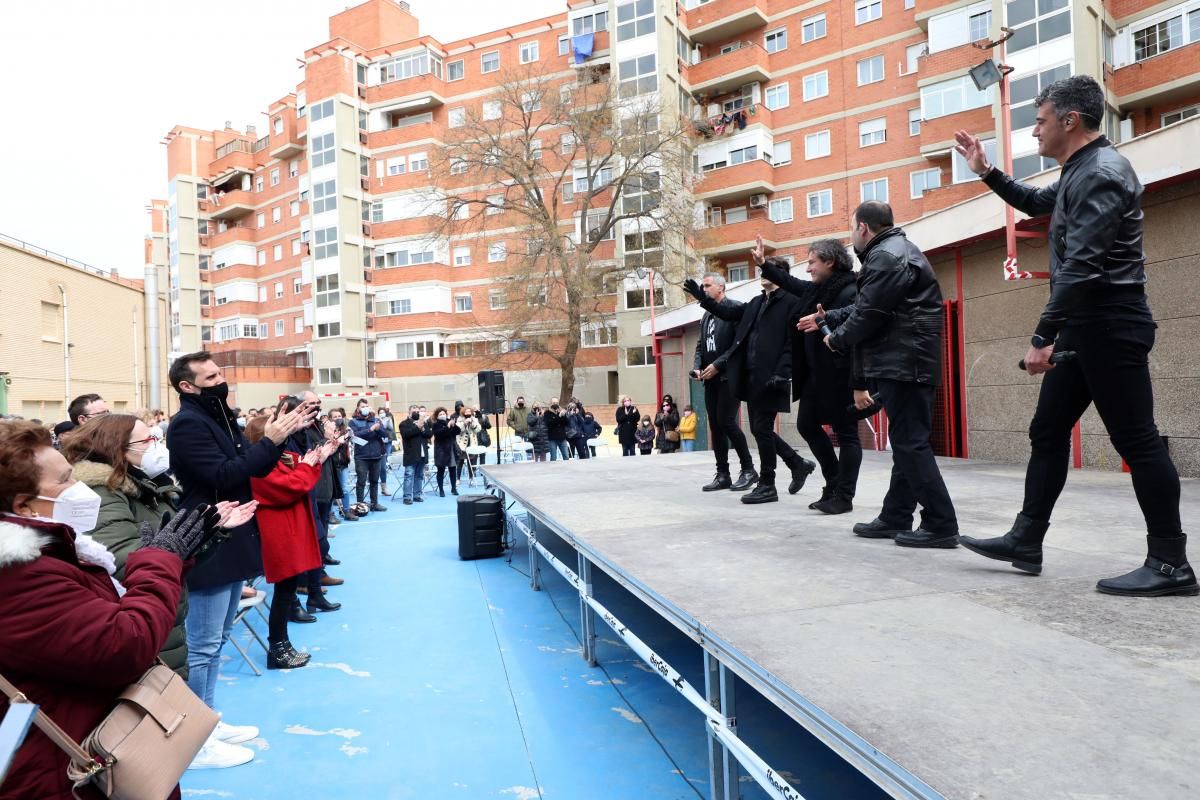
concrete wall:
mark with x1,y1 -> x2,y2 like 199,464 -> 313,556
932,179 -> 1200,476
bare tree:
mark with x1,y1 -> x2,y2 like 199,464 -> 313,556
426,63 -> 698,400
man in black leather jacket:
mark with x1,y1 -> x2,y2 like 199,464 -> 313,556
953,75 -> 1193,597
813,201 -> 959,547
686,240 -> 817,505
690,272 -> 757,492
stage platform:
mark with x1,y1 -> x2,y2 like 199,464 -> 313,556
482,451 -> 1200,800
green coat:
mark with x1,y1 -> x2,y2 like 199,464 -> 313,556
72,460 -> 190,678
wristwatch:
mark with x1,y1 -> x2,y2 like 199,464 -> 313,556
1030,334 -> 1054,349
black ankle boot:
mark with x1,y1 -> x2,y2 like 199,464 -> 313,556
787,459 -> 816,495
307,591 -> 342,613
1096,535 -> 1199,597
808,484 -> 834,510
960,514 -> 1049,575
813,494 -> 853,515
289,599 -> 316,623
268,642 -> 311,670
729,469 -> 758,492
853,518 -> 911,539
702,472 -> 732,492
740,483 -> 778,505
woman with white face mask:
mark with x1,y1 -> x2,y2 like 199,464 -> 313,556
60,415 -> 201,677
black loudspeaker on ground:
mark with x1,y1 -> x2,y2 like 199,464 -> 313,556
458,494 -> 505,560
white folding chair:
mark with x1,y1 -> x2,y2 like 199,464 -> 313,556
510,441 -> 534,463
227,589 -> 269,676
586,438 -> 610,458
464,445 -> 489,486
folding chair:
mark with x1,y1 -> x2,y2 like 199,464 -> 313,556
227,589 -> 269,676
464,445 -> 489,486
586,437 -> 610,458
421,459 -> 438,493
509,441 -> 534,463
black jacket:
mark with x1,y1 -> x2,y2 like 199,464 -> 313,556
701,265 -> 807,412
167,392 -> 276,589
525,411 -> 549,453
615,404 -> 641,446
983,137 -> 1151,339
693,298 -> 743,381
286,425 -> 335,505
544,409 -> 568,441
760,261 -> 859,392
432,419 -> 460,468
825,227 -> 944,386
397,417 -> 426,466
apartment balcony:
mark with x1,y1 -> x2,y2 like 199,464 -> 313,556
207,262 -> 260,282
920,105 -> 993,156
571,30 -> 611,66
695,158 -> 775,205
207,189 -> 255,221
374,311 -> 456,333
210,349 -> 312,385
687,42 -> 771,97
370,262 -> 453,286
269,118 -> 305,160
366,73 -> 446,111
920,42 -> 985,81
369,118 -> 442,149
1110,43 -> 1200,107
209,300 -> 260,319
913,0 -> 963,29
210,140 -> 256,188
685,0 -> 769,45
207,224 -> 256,249
696,217 -> 778,258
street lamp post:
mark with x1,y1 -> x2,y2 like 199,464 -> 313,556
635,263 -> 661,402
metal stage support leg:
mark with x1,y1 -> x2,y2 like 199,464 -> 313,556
706,652 -> 741,800
529,524 -> 541,591
578,554 -> 598,667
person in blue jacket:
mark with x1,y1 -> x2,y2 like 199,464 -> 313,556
349,399 -> 389,512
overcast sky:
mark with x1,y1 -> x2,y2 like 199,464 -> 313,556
0,0 -> 562,277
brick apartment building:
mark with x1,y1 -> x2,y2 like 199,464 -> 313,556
150,0 -> 1200,411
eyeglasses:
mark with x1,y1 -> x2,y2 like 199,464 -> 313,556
126,436 -> 159,449
82,411 -> 110,419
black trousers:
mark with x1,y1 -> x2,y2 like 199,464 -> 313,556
436,465 -> 458,492
1022,322 -> 1180,536
747,403 -> 801,486
355,458 -> 381,504
875,379 -> 958,534
704,380 -> 754,474
306,498 -> 331,593
621,442 -> 636,456
268,575 -> 299,646
570,438 -> 591,459
796,382 -> 862,498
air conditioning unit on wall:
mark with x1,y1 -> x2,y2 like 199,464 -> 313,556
749,194 -> 768,208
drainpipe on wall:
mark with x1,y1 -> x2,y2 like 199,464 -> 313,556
55,284 -> 70,407
144,262 -> 161,409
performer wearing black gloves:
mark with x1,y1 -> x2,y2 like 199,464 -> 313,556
760,240 -> 862,514
689,272 -> 758,492
684,238 -> 817,505
953,75 -> 1194,597
807,201 -> 958,547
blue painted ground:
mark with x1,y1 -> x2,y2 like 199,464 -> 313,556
181,486 -> 888,800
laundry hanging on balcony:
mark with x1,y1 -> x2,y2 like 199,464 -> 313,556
572,33 -> 594,64
708,109 -> 750,136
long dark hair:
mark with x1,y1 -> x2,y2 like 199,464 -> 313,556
808,239 -> 854,273
60,414 -> 139,491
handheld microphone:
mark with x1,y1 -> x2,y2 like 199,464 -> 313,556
846,393 -> 883,421
1018,350 -> 1077,371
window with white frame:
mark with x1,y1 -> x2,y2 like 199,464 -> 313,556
573,166 -> 614,193
772,140 -> 792,165
626,345 -> 655,366
481,51 -> 500,73
257,249 -> 266,266
765,27 -> 788,53
803,71 -> 829,100
486,194 -> 504,215
293,277 -> 302,294
274,281 -> 284,298
573,9 -> 607,35
295,316 -> 304,333
805,130 -> 831,159
806,189 -> 832,217
908,108 -> 922,136
318,367 -> 342,384
313,227 -> 338,260
289,159 -> 299,178
489,290 -> 508,310
255,175 -> 264,192
521,91 -> 542,112
290,200 -> 300,216
450,158 -> 468,175
952,138 -> 996,183
380,51 -> 443,83
921,75 -> 991,119
859,117 -> 887,147
723,206 -> 748,224
272,207 -> 281,224
256,213 -> 265,229
395,341 -> 443,360
618,54 -> 657,98
258,323 -> 268,340
969,7 -> 992,41
409,152 -> 428,172
1164,104 -> 1200,126
1009,63 -> 1072,130
929,1 -> 992,52
622,173 -> 660,214
273,244 -> 283,262
310,132 -> 335,168
561,133 -> 577,154
562,182 -> 575,203
728,146 -> 758,166
386,157 -> 406,176
559,35 -> 570,56
270,168 -> 280,187
765,83 -> 790,110
387,298 -> 413,315
527,285 -> 548,306
903,43 -> 924,75
616,0 -> 655,41
447,59 -> 464,81
488,242 -> 507,262
448,107 -> 465,128
455,294 -> 473,312
520,41 -> 539,63
769,197 -> 793,222
310,99 -> 334,121
581,321 -> 618,347
802,14 -> 826,42
727,262 -> 750,283
483,100 -> 501,120
910,167 -> 941,198
857,55 -> 884,85
861,178 -> 889,202
312,180 -> 336,213
275,319 -> 285,337
315,274 -> 340,308
453,246 -> 471,266
1008,0 -> 1072,54
258,286 -> 267,303
855,0 -> 882,25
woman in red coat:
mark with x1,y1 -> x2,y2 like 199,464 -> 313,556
244,416 -> 334,670
0,421 -> 213,800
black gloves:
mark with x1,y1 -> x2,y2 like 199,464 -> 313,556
682,278 -> 704,302
764,375 -> 789,391
139,505 -> 222,560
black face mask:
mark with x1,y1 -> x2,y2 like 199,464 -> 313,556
411,411 -> 420,421
198,383 -> 229,402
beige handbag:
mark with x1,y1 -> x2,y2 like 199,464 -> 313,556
0,663 -> 217,800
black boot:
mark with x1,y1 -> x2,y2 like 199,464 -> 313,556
787,459 -> 817,495
289,599 -> 316,623
323,555 -> 341,567
895,528 -> 960,549
808,484 -> 834,510
267,641 -> 311,670
813,494 -> 853,515
1096,535 -> 1199,597
729,469 -> 759,492
741,483 -> 778,505
960,514 -> 1049,575
306,590 -> 342,613
852,518 -> 911,540
702,472 -> 732,492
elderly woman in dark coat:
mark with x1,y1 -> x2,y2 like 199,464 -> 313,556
431,407 -> 461,496
526,402 -> 551,462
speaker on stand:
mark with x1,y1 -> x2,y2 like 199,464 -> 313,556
477,370 -> 505,463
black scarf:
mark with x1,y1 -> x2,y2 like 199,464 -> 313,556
803,270 -> 855,316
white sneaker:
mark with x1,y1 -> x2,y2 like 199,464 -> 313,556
213,720 -> 259,745
188,738 -> 254,770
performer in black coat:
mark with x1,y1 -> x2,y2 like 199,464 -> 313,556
814,201 -> 958,548
761,239 -> 862,515
690,273 -> 757,491
686,240 -> 817,505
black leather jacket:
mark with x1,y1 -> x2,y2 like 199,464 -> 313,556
693,297 -> 742,381
825,227 -> 944,386
983,137 -> 1149,339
